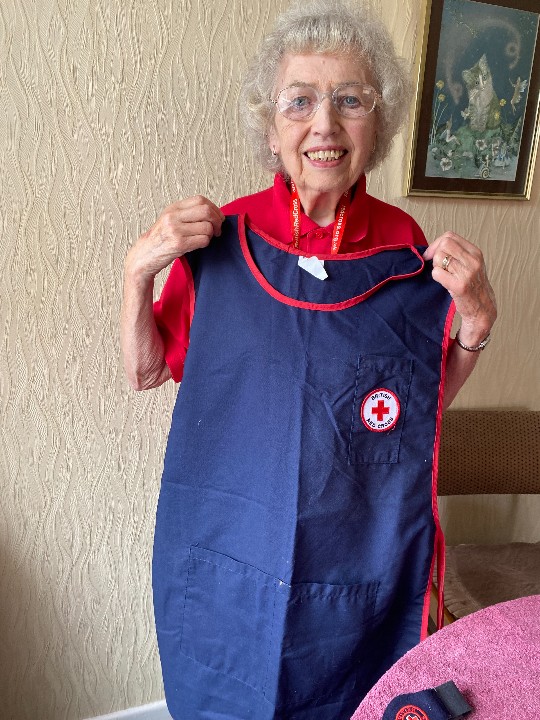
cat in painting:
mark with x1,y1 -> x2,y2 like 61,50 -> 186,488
461,54 -> 501,132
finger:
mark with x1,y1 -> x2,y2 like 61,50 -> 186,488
424,231 -> 477,261
427,243 -> 484,284
135,226 -> 214,272
422,240 -> 438,262
180,234 -> 213,252
433,232 -> 482,262
175,219 -> 217,240
170,195 -> 226,223
431,261 -> 489,307
443,239 -> 481,270
172,203 -> 225,237
433,251 -> 460,274
425,241 -> 458,273
422,232 -> 448,261
431,265 -> 461,291
152,220 -> 216,254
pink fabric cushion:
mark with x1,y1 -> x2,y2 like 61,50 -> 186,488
351,595 -> 540,720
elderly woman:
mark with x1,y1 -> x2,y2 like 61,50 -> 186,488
121,1 -> 496,717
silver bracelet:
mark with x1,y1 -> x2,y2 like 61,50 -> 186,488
455,329 -> 491,352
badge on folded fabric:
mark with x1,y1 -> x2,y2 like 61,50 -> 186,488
382,681 -> 473,720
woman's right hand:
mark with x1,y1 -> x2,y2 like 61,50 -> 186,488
121,196 -> 224,390
125,195 -> 225,281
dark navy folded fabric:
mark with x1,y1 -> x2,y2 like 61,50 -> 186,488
382,681 -> 472,720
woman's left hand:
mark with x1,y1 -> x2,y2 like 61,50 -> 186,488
423,231 -> 497,346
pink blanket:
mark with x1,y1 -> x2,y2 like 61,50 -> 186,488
351,595 -> 540,719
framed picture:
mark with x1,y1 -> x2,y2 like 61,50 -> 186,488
406,0 -> 540,199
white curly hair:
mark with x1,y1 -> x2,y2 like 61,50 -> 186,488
240,0 -> 412,175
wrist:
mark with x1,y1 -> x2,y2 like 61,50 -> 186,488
124,253 -> 156,293
455,317 -> 493,347
455,328 -> 491,352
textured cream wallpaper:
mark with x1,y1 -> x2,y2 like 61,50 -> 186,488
0,0 -> 538,719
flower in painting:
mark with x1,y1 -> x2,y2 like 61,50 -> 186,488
436,80 -> 445,89
438,93 -> 446,102
475,139 -> 487,151
440,157 -> 453,171
500,98 -> 507,106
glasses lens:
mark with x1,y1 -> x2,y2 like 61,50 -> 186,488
334,84 -> 376,117
277,86 -> 319,119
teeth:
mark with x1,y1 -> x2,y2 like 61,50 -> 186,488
306,149 -> 345,161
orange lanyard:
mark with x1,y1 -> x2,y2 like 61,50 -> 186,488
289,180 -> 351,254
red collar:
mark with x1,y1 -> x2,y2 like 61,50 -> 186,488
222,176 -> 426,254
272,174 -> 369,249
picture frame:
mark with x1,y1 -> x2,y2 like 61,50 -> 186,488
406,0 -> 540,199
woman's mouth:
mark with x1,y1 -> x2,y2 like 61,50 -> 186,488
305,149 -> 347,161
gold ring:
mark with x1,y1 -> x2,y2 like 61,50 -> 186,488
442,255 -> 451,271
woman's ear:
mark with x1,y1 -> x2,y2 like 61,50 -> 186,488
267,126 -> 279,156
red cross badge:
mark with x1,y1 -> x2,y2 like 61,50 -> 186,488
395,706 -> 429,720
361,388 -> 400,432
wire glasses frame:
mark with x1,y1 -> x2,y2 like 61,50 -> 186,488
271,82 -> 381,121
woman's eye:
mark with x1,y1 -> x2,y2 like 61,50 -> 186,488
290,95 -> 311,109
339,95 -> 362,108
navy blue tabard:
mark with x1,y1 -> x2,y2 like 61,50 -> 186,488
153,215 -> 454,719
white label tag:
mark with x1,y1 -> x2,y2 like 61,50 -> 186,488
298,255 -> 328,280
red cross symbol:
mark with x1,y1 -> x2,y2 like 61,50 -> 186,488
396,706 -> 429,720
361,388 -> 400,433
371,399 -> 390,422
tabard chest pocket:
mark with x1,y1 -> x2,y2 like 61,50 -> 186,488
348,355 -> 413,464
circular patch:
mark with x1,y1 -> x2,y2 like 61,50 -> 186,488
395,706 -> 430,720
361,388 -> 400,432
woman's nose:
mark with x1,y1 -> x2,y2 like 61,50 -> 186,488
311,97 -> 340,134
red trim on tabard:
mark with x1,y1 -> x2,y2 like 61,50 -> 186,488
420,300 -> 456,640
246,217 -> 421,261
180,255 -> 196,325
156,256 -> 196,383
361,388 -> 401,432
238,215 -> 426,312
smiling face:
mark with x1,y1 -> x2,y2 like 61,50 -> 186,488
269,52 -> 378,219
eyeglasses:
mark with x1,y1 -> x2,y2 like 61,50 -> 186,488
271,83 -> 380,121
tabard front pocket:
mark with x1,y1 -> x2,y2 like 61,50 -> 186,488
179,546 -> 383,709
180,546 -> 278,695
274,579 -> 381,710
348,355 -> 413,464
